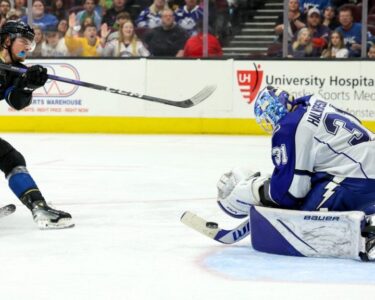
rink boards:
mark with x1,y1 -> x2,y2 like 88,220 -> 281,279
0,59 -> 374,133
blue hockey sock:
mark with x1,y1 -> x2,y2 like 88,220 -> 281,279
7,166 -> 39,198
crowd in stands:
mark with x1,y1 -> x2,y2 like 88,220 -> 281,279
1,0 -> 375,58
271,0 -> 375,58
2,0 -> 228,57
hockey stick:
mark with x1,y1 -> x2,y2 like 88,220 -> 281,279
0,64 -> 216,108
180,211 -> 250,244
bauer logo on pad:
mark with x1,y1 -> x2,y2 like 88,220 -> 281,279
237,63 -> 263,104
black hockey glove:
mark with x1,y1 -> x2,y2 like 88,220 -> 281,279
15,65 -> 48,92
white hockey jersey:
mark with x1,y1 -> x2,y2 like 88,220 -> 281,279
269,95 -> 375,209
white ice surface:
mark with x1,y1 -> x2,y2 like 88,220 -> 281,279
0,133 -> 374,300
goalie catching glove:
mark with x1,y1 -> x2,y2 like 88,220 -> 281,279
216,167 -> 270,218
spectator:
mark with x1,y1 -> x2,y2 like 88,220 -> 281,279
183,21 -> 222,57
368,44 -> 375,58
57,18 -> 68,36
136,0 -> 167,29
322,5 -> 339,30
305,7 -> 330,55
65,12 -> 102,56
299,0 -> 331,14
41,27 -> 68,56
29,26 -> 44,57
0,0 -> 11,19
49,0 -> 68,21
76,0 -> 102,30
106,11 -> 131,41
101,20 -> 150,56
144,8 -> 188,56
13,0 -> 27,18
336,6 -> 367,57
102,0 -> 132,28
174,0 -> 203,36
321,30 -> 349,58
21,0 -> 58,32
288,27 -> 318,57
274,0 -> 306,42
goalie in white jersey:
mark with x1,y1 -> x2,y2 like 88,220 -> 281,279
216,85 -> 375,260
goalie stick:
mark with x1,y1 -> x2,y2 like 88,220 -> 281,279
180,211 -> 250,244
0,204 -> 16,218
0,64 -> 216,108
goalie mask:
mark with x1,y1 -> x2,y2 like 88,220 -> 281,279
254,86 -> 296,133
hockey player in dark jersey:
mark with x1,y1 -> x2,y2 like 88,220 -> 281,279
0,20 -> 73,229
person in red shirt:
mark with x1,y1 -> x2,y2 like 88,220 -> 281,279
183,21 -> 222,58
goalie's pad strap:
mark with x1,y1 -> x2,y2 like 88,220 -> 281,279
250,206 -> 366,260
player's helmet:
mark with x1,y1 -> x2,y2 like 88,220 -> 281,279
0,20 -> 35,50
254,86 -> 295,133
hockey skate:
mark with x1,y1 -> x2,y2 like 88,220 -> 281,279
31,200 -> 74,230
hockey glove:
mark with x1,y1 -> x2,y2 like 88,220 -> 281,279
15,65 -> 48,92
217,167 -> 269,218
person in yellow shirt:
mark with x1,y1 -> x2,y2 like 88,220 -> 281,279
65,13 -> 101,57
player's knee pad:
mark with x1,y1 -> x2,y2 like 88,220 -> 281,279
0,147 -> 26,177
216,167 -> 268,218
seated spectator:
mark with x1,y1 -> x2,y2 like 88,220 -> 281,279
65,12 -> 102,56
76,0 -> 102,30
174,0 -> 203,36
274,0 -> 306,42
101,20 -> 150,56
336,6 -> 367,57
136,0 -> 168,29
57,18 -> 69,37
322,5 -> 339,30
305,8 -> 330,55
299,0 -> 331,15
0,0 -> 11,19
49,0 -> 68,21
99,0 -> 112,12
183,21 -> 222,57
14,0 -> 27,18
21,0 -> 58,32
144,8 -> 188,56
29,25 -> 44,57
106,11 -> 132,41
321,30 -> 349,58
288,27 -> 319,57
102,0 -> 132,28
368,44 -> 375,58
41,27 -> 68,56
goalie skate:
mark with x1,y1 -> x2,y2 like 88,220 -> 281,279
32,202 -> 74,230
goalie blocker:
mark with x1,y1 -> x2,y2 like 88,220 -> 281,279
250,206 -> 367,261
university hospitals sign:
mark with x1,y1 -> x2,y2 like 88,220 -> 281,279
234,60 -> 375,121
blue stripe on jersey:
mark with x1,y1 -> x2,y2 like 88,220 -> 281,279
270,105 -> 307,208
313,136 -> 368,179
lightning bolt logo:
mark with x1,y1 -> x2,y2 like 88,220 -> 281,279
317,177 -> 345,210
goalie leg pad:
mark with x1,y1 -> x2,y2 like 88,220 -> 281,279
250,206 -> 366,260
